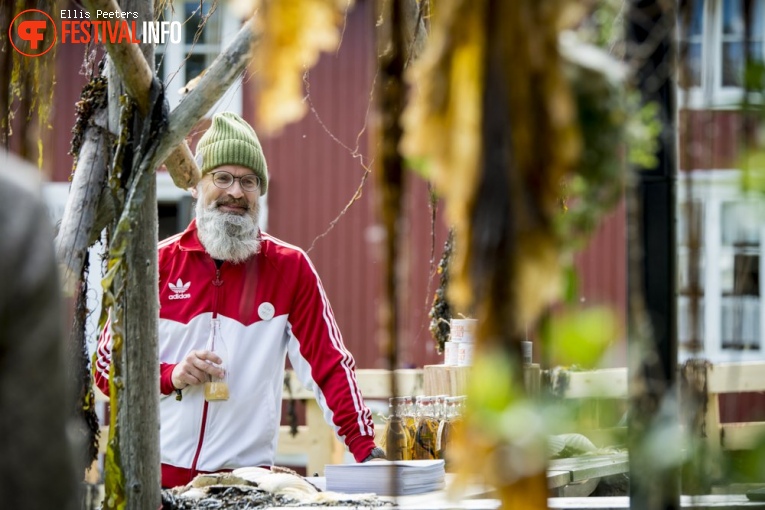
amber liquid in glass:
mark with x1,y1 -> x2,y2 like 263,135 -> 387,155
385,417 -> 410,460
414,417 -> 439,460
404,415 -> 417,460
436,419 -> 451,460
204,381 -> 230,401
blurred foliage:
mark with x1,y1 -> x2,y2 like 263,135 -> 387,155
726,436 -> 765,483
740,148 -> 765,193
248,0 -> 352,134
401,0 -> 486,313
556,29 -> 661,252
542,306 -> 619,368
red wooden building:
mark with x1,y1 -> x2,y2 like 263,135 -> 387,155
11,0 -> 632,371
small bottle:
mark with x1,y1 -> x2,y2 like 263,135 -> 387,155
413,396 -> 438,460
403,396 -> 417,459
384,397 -> 410,460
437,397 -> 457,464
433,395 -> 449,459
204,317 -> 230,401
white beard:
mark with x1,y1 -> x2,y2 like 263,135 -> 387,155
195,198 -> 261,263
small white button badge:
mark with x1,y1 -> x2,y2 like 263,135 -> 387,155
258,302 -> 275,321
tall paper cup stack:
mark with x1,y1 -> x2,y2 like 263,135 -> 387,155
444,341 -> 459,365
447,318 -> 477,366
457,342 -> 474,366
450,318 -> 477,343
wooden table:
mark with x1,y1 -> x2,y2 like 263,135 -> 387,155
548,452 -> 629,496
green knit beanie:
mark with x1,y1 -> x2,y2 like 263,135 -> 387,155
195,112 -> 269,195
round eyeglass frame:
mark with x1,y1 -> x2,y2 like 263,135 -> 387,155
209,171 -> 261,192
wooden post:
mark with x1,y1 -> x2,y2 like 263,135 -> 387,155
54,108 -> 111,296
103,0 -> 160,507
305,401 -> 337,476
626,0 -> 680,508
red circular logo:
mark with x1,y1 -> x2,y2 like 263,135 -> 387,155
9,9 -> 57,57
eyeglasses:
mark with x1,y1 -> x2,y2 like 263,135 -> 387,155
209,171 -> 261,192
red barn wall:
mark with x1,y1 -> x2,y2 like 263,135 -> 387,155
37,0 -> 628,371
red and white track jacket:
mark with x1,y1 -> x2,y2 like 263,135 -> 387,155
95,220 -> 376,487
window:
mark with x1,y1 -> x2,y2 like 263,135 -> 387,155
678,171 -> 765,362
154,1 -> 243,114
719,200 -> 765,350
678,0 -> 765,108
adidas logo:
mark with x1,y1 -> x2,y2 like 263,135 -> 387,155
168,278 -> 191,300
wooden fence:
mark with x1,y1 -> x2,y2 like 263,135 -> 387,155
90,361 -> 765,482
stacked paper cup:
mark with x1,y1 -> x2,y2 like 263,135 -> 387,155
444,318 -> 477,366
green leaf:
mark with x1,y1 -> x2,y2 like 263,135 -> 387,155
740,149 -> 765,194
404,156 -> 431,181
544,306 -> 620,367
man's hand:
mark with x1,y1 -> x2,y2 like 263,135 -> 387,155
171,350 -> 224,390
361,447 -> 386,462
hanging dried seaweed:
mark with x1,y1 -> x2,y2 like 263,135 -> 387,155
1,0 -> 57,164
70,74 -> 108,175
401,0 -> 485,312
249,0 -> 354,133
402,0 -> 584,507
429,230 -> 454,353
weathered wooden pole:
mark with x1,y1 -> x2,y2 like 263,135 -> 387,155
104,0 -> 160,506
55,108 -> 111,295
626,0 -> 680,508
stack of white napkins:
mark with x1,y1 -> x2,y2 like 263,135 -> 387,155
325,459 -> 445,495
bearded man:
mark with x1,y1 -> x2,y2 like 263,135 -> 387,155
95,112 -> 382,488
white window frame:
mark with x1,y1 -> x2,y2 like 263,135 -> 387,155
678,0 -> 765,109
155,0 -> 243,116
678,169 -> 765,363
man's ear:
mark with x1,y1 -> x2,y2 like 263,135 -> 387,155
190,186 -> 198,199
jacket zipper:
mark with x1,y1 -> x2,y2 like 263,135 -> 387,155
190,263 -> 224,477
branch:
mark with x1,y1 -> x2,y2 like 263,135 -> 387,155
402,0 -> 428,65
82,0 -> 200,188
154,17 -> 258,184
54,107 -> 111,296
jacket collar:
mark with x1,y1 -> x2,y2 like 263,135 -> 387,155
178,219 -> 207,252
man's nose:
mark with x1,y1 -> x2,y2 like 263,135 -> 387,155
226,179 -> 246,198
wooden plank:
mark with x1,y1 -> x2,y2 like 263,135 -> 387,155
722,422 -> 765,450
525,362 -> 765,399
423,365 -> 469,396
356,369 -> 427,398
549,453 -> 629,483
305,400 -> 336,476
550,495 -> 765,509
704,378 -> 724,480
547,470 -> 573,489
563,368 -> 628,399
284,369 -> 426,400
277,425 -> 314,455
560,478 -> 600,498
707,362 -> 765,394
